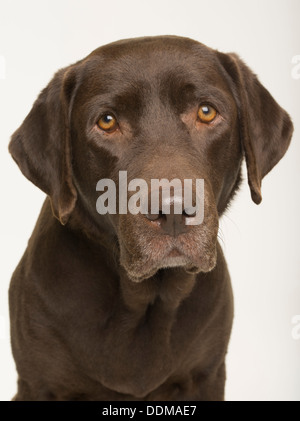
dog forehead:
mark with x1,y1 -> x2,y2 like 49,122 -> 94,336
80,36 -> 224,90
89,35 -> 211,62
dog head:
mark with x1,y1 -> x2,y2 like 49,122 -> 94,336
9,36 -> 293,282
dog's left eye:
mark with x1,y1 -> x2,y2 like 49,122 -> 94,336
198,104 -> 217,123
97,113 -> 118,132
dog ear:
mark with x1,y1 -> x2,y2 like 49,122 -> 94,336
9,66 -> 78,224
217,52 -> 293,204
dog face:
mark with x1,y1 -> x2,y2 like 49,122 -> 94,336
9,36 -> 293,282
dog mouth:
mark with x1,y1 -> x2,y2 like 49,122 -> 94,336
159,247 -> 190,268
119,234 -> 218,283
158,243 -> 216,274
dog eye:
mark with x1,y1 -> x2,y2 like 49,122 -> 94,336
197,104 -> 217,123
97,114 -> 118,132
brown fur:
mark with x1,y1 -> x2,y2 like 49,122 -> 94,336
8,36 -> 293,401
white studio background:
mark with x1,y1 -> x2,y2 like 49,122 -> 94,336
0,0 -> 299,401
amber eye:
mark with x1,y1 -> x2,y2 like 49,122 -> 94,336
197,104 -> 217,123
97,114 -> 118,132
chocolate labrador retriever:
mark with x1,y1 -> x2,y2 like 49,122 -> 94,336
8,36 -> 293,401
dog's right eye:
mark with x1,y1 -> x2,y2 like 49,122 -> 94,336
197,104 -> 217,123
97,114 -> 118,133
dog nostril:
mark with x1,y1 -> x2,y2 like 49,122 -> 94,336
145,210 -> 166,222
183,208 -> 196,218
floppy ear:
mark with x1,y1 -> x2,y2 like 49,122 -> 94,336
217,52 -> 293,204
9,66 -> 78,224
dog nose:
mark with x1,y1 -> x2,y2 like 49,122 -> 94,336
145,194 -> 195,236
